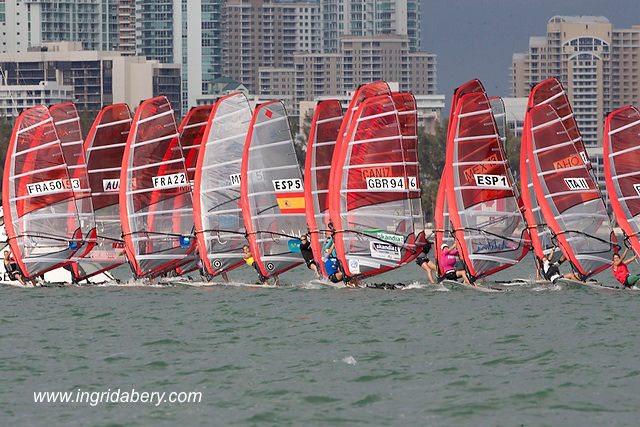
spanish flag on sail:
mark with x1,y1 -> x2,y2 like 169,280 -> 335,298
275,191 -> 305,214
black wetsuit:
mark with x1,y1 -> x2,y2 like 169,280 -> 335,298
4,259 -> 22,281
299,241 -> 317,269
415,241 -> 432,266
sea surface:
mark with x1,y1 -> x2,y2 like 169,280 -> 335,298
2,253 -> 640,426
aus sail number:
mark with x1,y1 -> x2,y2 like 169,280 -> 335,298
272,178 -> 302,191
152,172 -> 188,189
474,174 -> 510,189
26,178 -> 80,195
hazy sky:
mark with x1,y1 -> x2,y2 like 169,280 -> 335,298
420,0 -> 640,110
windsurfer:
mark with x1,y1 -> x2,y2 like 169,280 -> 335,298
243,245 -> 278,285
440,243 -> 472,285
3,250 -> 34,286
415,240 -> 437,283
542,246 -> 581,283
323,234 -> 360,287
299,234 -> 320,279
612,249 -> 639,288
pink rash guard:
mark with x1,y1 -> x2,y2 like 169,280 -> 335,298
440,248 -> 458,273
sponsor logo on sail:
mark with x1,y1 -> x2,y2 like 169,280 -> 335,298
348,258 -> 360,274
474,174 -> 510,189
361,166 -> 391,180
102,179 -> 120,192
564,177 -> 589,190
376,232 -> 404,244
634,184 -> 640,197
463,153 -> 500,182
370,241 -> 401,261
152,172 -> 188,189
553,153 -> 583,170
26,178 -> 80,195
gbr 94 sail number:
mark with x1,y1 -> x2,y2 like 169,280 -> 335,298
366,176 -> 418,191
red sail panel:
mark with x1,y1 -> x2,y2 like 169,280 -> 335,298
528,77 -> 590,167
528,104 -> 614,278
328,94 -> 424,277
520,111 -> 552,261
392,93 -> 425,239
436,79 -> 486,266
304,100 -> 343,276
604,106 -> 640,256
193,93 -> 252,277
445,92 -> 527,278
50,103 -> 97,278
119,96 -> 195,277
240,101 -> 307,277
178,105 -> 213,183
327,82 -> 391,224
81,104 -> 132,278
2,105 -> 81,277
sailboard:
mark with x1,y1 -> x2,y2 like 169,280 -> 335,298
82,104 -> 132,278
327,93 -> 425,278
526,104 -> 615,278
50,103 -> 97,278
604,106 -> 640,256
193,93 -> 252,277
240,100 -> 308,278
304,99 -> 344,276
119,96 -> 195,278
2,105 -> 82,277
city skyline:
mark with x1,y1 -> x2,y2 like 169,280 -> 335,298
421,0 -> 640,109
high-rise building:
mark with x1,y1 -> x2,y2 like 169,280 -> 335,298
320,0 -> 421,53
223,0 -> 321,93
0,41 -> 181,114
511,15 -> 640,199
0,0 -> 120,52
261,34 -> 437,114
511,16 -> 640,148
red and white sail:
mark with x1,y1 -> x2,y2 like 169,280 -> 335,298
604,106 -> 640,256
2,106 -> 82,277
50,103 -> 97,277
303,100 -> 344,276
328,93 -> 425,278
240,101 -> 307,278
445,91 -> 527,278
527,104 -> 614,278
119,96 -> 195,278
193,93 -> 252,277
82,104 -> 132,278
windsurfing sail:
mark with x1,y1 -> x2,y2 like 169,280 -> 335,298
527,77 -> 591,168
604,106 -> 640,256
327,93 -> 425,277
50,103 -> 97,278
527,104 -> 614,278
82,104 -> 132,278
304,99 -> 344,276
2,105 -> 82,277
172,105 -> 213,275
445,91 -> 527,278
240,100 -> 308,277
119,96 -> 195,278
193,93 -> 252,277
327,82 -> 391,211
178,105 -> 213,183
435,79 -> 486,268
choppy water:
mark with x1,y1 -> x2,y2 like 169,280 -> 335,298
2,254 -> 640,425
